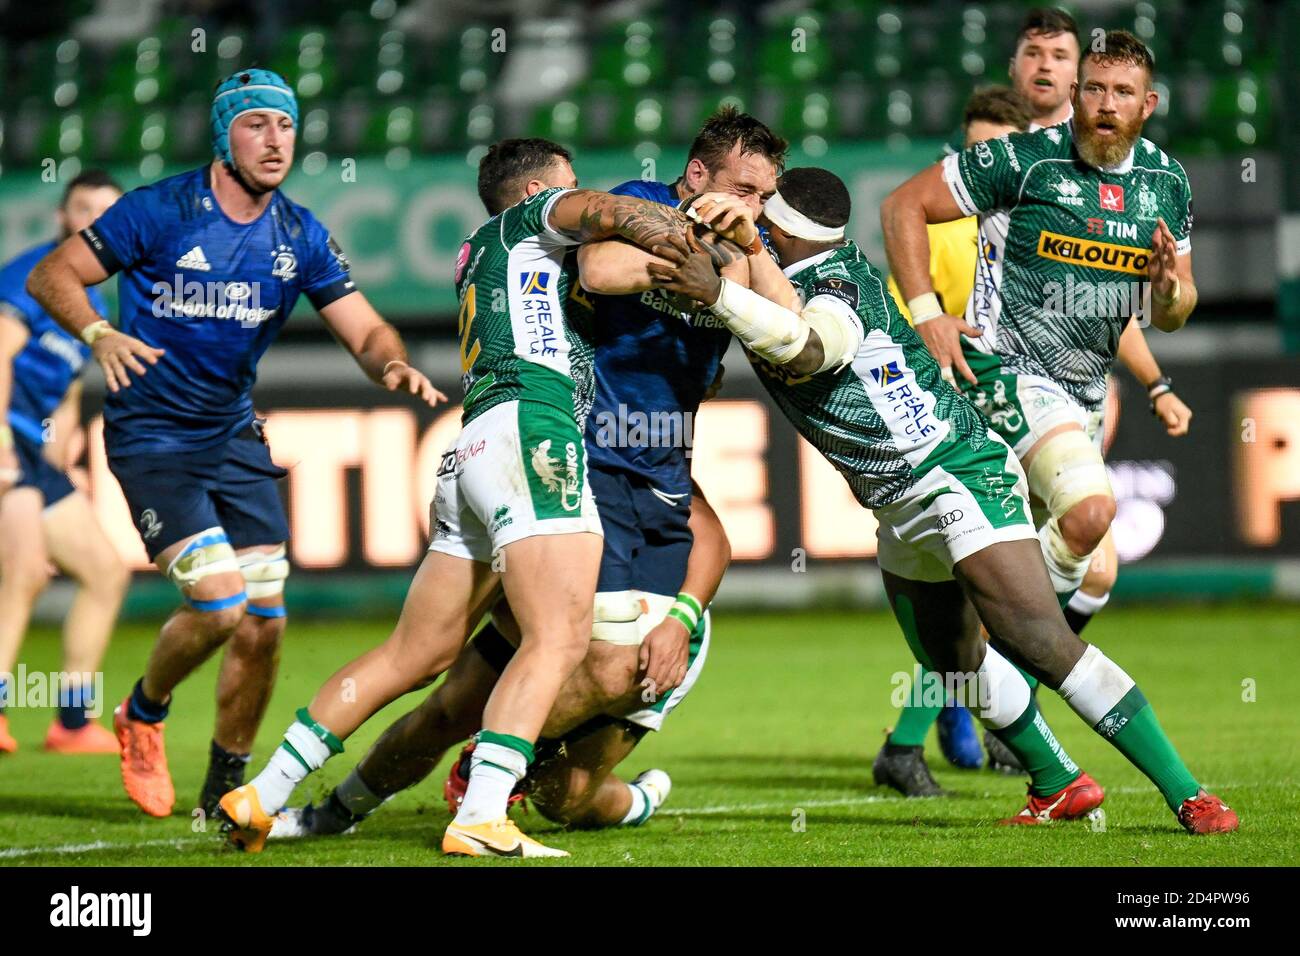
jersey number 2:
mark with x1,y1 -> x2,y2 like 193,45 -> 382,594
458,283 -> 482,374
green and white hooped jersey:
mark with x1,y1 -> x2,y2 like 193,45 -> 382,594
945,122 -> 1192,412
749,242 -> 991,510
454,187 -> 596,426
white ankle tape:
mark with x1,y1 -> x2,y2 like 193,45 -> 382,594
968,645 -> 1032,730
1067,588 -> 1110,615
1058,645 -> 1135,726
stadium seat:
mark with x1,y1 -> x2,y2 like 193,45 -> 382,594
270,28 -> 337,103
102,36 -> 173,108
590,18 -> 665,90
757,13 -> 830,86
167,94 -> 212,163
1203,72 -> 1274,150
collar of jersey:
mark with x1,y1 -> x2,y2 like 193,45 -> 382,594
1029,104 -> 1073,133
202,162 -> 280,228
782,245 -> 844,278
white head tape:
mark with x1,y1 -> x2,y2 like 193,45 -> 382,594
762,190 -> 845,242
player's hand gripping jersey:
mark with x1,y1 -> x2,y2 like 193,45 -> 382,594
584,180 -> 732,498
944,122 -> 1192,415
80,166 -> 354,454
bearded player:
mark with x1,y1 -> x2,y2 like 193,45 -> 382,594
995,7 -> 1191,643
883,28 -> 1200,701
217,140 -> 736,858
878,29 -> 1194,784
267,114 -> 782,841
652,166 -> 1236,833
28,70 -> 444,819
0,170 -> 127,755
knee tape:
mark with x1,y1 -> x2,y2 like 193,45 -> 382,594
1038,518 -> 1091,593
1026,429 -> 1112,522
167,528 -> 240,591
591,590 -> 647,645
239,543 -> 290,599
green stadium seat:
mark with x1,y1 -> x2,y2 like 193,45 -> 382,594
270,28 -> 337,103
862,82 -> 918,144
674,12 -> 750,90
169,94 -> 213,163
758,13 -> 830,86
416,91 -> 464,152
590,18 -> 665,89
774,87 -> 839,142
1203,72 -> 1274,150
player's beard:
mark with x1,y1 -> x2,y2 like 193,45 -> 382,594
228,154 -> 288,195
1074,109 -> 1144,169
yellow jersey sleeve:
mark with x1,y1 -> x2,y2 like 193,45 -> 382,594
886,217 -> 979,325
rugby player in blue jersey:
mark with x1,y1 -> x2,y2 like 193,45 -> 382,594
27,70 -> 444,819
256,116 -> 788,843
0,170 -> 128,756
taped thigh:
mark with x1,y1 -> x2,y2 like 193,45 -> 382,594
239,543 -> 290,618
592,590 -> 647,645
166,527 -> 243,610
238,544 -> 290,597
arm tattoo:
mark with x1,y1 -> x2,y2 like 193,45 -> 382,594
567,190 -> 692,249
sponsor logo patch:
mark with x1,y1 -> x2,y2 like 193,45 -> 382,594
1052,177 -> 1085,206
936,509 -> 964,531
176,246 -> 211,271
530,438 -> 581,512
810,277 -> 860,310
1098,183 -> 1124,212
870,360 -> 904,387
519,271 -> 551,296
1036,231 -> 1150,274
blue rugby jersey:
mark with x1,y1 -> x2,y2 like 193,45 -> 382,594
80,165 -> 354,454
584,180 -> 733,495
0,240 -> 105,445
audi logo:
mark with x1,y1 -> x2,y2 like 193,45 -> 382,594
936,510 -> 964,531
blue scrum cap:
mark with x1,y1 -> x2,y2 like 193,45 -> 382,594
211,68 -> 298,164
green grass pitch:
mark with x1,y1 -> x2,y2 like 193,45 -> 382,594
2,604 -> 1297,866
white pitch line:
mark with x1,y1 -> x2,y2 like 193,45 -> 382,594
0,836 -> 203,860
660,793 -> 903,816
0,780 -> 1271,860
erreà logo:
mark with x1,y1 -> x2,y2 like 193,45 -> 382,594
1052,178 -> 1085,207
1036,231 -> 1150,274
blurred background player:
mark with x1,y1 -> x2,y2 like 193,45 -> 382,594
218,140 -> 730,858
0,170 -> 128,755
27,69 -> 443,818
